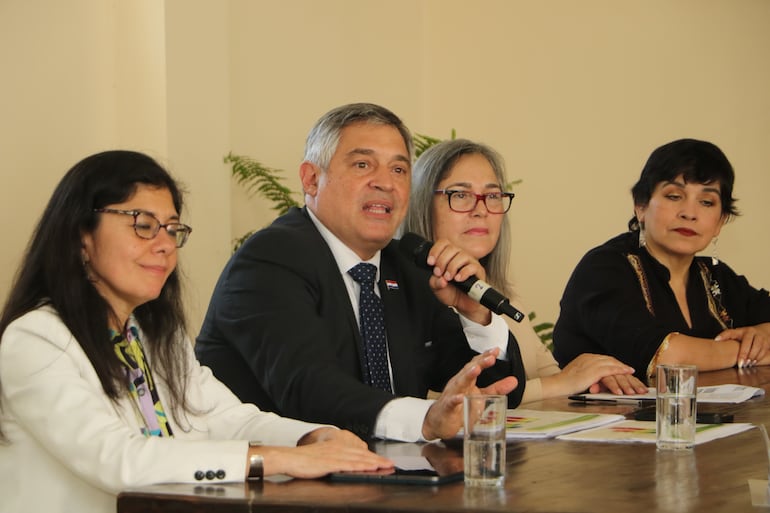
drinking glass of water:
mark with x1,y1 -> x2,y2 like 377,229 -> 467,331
656,364 -> 698,450
463,394 -> 506,486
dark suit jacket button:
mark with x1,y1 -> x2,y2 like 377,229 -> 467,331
194,471 -> 205,481
216,469 -> 226,480
205,470 -> 216,480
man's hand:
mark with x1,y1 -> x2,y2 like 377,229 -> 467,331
422,348 -> 518,440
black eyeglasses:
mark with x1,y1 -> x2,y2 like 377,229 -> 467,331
93,208 -> 193,248
434,189 -> 515,214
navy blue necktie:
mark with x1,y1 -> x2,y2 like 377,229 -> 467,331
348,263 -> 392,392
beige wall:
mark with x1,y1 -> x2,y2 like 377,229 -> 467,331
418,0 -> 770,323
164,0 -> 232,329
1,0 -> 768,333
1,0 -> 121,301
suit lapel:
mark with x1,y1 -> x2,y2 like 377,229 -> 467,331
292,208 -> 369,381
379,254 -> 414,396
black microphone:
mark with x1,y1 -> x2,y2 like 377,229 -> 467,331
399,232 -> 525,322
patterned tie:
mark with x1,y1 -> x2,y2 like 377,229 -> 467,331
348,263 -> 392,392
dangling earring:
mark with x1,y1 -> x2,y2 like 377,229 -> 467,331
82,256 -> 98,283
711,237 -> 719,266
638,223 -> 646,248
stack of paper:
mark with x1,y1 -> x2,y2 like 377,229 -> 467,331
556,420 -> 754,445
696,384 -> 765,403
572,383 -> 764,404
505,409 -> 625,439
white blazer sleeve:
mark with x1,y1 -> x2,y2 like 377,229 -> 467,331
0,307 -> 325,495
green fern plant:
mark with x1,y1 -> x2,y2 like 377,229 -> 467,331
224,152 -> 301,251
414,130 -> 455,158
529,312 -> 554,352
225,152 -> 300,213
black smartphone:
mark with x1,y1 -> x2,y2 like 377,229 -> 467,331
329,440 -> 465,485
633,405 -> 734,424
329,467 -> 464,485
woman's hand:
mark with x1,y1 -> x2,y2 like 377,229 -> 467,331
259,428 -> 392,479
423,238 -> 492,325
543,353 -> 646,397
717,323 -> 770,367
591,373 -> 649,395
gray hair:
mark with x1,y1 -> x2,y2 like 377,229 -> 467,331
402,139 -> 513,297
303,103 -> 413,170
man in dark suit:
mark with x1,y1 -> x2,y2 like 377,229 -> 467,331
196,103 -> 525,441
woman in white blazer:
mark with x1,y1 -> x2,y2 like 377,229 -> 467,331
0,150 -> 391,513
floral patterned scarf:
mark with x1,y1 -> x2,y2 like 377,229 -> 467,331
112,322 -> 174,437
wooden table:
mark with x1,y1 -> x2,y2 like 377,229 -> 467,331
118,366 -> 770,513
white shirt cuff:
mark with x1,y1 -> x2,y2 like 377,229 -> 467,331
373,397 -> 435,442
459,312 -> 509,360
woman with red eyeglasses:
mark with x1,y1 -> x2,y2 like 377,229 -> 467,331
402,139 -> 646,403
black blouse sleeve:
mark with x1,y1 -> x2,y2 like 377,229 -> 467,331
553,245 -> 672,379
713,260 -> 770,327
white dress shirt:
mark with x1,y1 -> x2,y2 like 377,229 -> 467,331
307,209 -> 508,441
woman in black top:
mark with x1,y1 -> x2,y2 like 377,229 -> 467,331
553,139 -> 770,382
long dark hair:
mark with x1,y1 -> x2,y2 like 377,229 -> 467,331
0,150 -> 191,438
